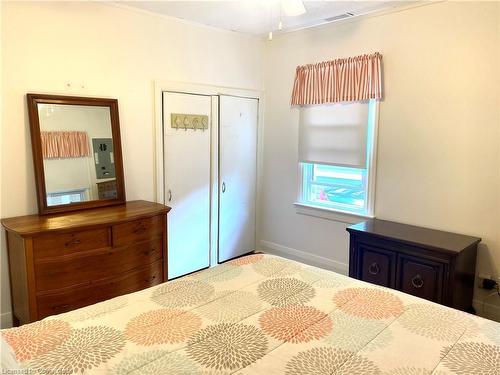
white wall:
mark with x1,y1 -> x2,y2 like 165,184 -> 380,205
0,1 -> 263,326
260,1 -> 500,319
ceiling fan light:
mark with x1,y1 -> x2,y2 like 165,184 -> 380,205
282,0 -> 306,16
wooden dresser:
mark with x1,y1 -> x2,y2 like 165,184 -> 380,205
2,200 -> 170,325
347,219 -> 481,312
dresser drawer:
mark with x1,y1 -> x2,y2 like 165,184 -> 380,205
34,228 -> 111,259
113,215 -> 165,246
357,244 -> 396,288
35,238 -> 163,291
36,259 -> 163,319
397,254 -> 444,303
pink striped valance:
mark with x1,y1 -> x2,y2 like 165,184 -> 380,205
41,131 -> 91,159
291,52 -> 383,106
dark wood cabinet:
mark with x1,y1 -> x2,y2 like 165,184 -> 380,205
347,219 -> 480,312
357,244 -> 396,288
2,200 -> 170,325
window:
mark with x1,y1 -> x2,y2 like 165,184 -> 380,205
46,188 -> 88,206
297,100 -> 378,217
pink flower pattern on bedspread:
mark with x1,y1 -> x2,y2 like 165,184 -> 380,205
1,254 -> 498,374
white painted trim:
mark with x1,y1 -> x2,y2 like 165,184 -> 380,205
272,2 -> 442,39
366,100 -> 379,216
473,298 -> 500,322
209,95 -> 219,268
154,80 -> 264,204
260,240 -> 349,276
103,2 -> 260,40
294,202 -> 373,224
105,0 -> 433,40
154,81 -> 265,269
1,312 -> 13,329
255,94 -> 266,257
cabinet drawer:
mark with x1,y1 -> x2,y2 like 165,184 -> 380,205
397,255 -> 444,303
34,228 -> 111,259
36,259 -> 163,319
35,238 -> 163,291
113,215 -> 165,246
357,245 -> 396,288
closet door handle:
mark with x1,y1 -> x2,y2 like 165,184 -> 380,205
221,182 -> 226,193
167,190 -> 172,202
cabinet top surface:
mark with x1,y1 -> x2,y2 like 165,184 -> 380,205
1,200 -> 171,236
347,219 -> 481,254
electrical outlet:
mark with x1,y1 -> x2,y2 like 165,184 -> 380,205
478,274 -> 491,285
478,274 -> 499,290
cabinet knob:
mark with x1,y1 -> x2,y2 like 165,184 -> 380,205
368,262 -> 380,275
65,238 -> 81,247
134,224 -> 147,234
411,274 -> 424,289
144,248 -> 156,256
53,304 -> 69,311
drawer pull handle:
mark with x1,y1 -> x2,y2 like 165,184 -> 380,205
65,239 -> 81,247
368,262 -> 380,275
134,224 -> 147,234
53,304 -> 69,310
411,274 -> 424,289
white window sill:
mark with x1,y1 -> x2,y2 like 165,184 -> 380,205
294,202 -> 374,224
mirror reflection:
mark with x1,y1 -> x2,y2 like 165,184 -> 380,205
38,104 -> 116,206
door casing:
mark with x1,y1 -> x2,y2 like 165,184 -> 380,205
154,81 -> 264,270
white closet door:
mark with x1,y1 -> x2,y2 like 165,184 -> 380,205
218,95 -> 258,262
163,92 -> 211,279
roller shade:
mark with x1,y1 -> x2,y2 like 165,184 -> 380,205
299,101 -> 370,168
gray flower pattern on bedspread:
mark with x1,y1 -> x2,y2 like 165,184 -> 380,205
0,253 -> 498,374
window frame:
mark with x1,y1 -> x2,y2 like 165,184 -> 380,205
295,100 -> 379,223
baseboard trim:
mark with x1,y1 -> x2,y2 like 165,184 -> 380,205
473,298 -> 500,322
260,240 -> 349,276
1,311 -> 13,329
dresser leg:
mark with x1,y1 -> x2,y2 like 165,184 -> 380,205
12,314 -> 20,327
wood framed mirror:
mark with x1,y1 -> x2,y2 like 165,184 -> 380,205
27,94 -> 126,215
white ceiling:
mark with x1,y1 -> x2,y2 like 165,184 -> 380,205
119,1 -> 415,36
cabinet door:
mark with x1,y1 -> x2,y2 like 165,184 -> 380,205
397,254 -> 444,303
357,244 -> 396,288
218,95 -> 258,262
163,92 -> 211,279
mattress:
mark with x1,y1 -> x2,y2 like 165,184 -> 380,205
1,253 -> 499,374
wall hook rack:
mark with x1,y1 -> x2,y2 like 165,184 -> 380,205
171,113 -> 209,131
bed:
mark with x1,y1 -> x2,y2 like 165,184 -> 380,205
1,253 -> 499,374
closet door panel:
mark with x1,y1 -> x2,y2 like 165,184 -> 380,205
163,92 -> 211,279
219,95 -> 258,262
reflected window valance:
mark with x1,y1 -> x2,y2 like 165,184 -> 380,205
41,131 -> 91,159
291,52 -> 383,106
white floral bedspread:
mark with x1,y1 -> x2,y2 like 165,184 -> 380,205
1,253 -> 499,374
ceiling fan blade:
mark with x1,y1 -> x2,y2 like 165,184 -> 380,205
282,0 -> 306,17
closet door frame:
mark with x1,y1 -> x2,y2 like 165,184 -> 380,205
154,81 -> 264,268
